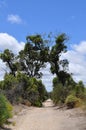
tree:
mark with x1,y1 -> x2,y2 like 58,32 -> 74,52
19,34 -> 49,78
49,33 -> 70,85
0,49 -> 19,76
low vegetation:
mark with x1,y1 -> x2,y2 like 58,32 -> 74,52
65,94 -> 82,108
0,94 -> 13,126
0,73 -> 48,106
52,76 -> 86,109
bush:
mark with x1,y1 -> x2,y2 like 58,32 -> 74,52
52,83 -> 64,105
34,100 -> 42,107
0,94 -> 13,126
0,73 -> 47,106
65,95 -> 82,109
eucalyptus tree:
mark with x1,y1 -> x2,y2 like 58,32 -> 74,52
19,34 -> 49,78
49,33 -> 70,85
0,49 -> 19,76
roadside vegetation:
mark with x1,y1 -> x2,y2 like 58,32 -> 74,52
0,94 -> 13,127
52,76 -> 86,108
49,34 -> 86,109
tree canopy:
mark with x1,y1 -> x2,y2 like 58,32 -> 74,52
49,33 -> 70,85
18,34 -> 49,78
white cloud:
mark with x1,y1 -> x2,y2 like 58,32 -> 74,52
73,41 -> 86,54
0,33 -> 25,53
7,14 -> 22,24
62,41 -> 86,84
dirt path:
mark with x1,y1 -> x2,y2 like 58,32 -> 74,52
8,99 -> 86,130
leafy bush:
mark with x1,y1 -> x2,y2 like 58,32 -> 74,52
52,83 -> 65,105
65,95 -> 82,108
0,72 -> 47,106
34,100 -> 42,107
0,94 -> 13,126
3,74 -> 18,90
74,81 -> 85,99
37,80 -> 48,102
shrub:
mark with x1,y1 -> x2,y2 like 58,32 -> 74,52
0,73 -> 47,106
52,83 -> 64,105
65,95 -> 82,108
0,94 -> 13,126
34,100 -> 42,107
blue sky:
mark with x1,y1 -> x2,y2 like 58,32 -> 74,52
0,0 -> 86,91
1,0 -> 86,43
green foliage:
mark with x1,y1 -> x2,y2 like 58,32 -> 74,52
0,94 -> 13,126
37,80 -> 48,101
75,81 -> 85,99
49,33 -> 70,85
0,72 -> 47,107
26,35 -> 43,50
52,77 -> 86,109
65,95 -> 82,108
3,74 -> 18,90
0,81 -> 4,90
52,76 -> 72,104
0,49 -> 18,76
53,77 -> 59,87
52,83 -> 64,104
0,49 -> 14,62
19,34 -> 49,78
52,76 -> 84,106
33,100 -> 42,107
26,78 -> 48,106
0,74 -> 20,103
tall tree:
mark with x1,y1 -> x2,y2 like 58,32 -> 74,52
49,33 -> 70,85
0,49 -> 18,76
19,34 -> 49,78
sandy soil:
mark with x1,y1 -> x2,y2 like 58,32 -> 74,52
6,99 -> 86,130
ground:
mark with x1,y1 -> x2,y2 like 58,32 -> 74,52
4,99 -> 86,130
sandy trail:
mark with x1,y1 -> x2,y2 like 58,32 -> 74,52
9,99 -> 86,130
